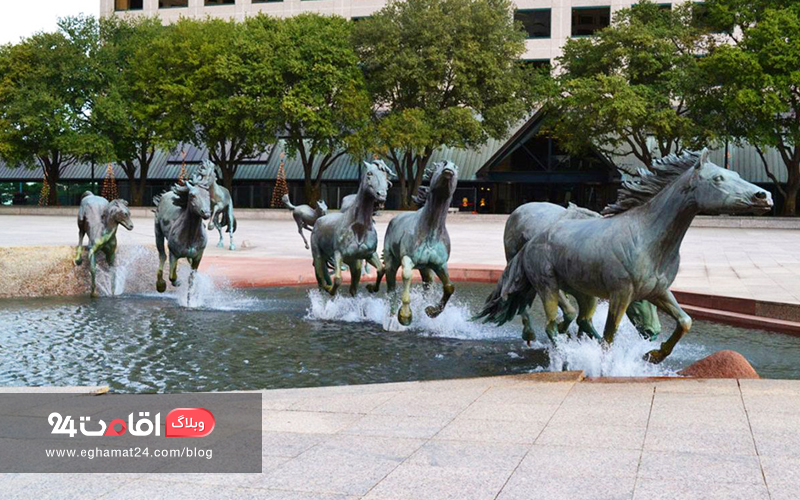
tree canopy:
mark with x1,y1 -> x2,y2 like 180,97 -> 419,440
354,0 -> 531,208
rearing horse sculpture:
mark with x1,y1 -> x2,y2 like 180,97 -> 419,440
311,160 -> 393,296
368,161 -> 459,326
478,149 -> 772,363
153,174 -> 212,297
201,160 -> 237,251
477,202 -> 662,344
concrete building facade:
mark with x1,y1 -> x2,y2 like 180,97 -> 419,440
100,0 -> 687,64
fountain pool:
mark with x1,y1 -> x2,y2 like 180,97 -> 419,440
2,282 -> 798,392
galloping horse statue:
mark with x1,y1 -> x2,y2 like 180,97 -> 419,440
478,149 -> 772,363
200,160 -> 237,251
153,172 -> 212,296
368,161 -> 459,326
311,160 -> 393,296
477,202 -> 662,344
74,192 -> 134,297
283,194 -> 327,250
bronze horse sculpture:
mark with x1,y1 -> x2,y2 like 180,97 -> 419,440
153,169 -> 212,297
368,161 -> 459,326
478,202 -> 662,344
202,160 -> 237,251
478,149 -> 772,363
283,194 -> 327,250
311,160 -> 393,296
74,192 -> 134,297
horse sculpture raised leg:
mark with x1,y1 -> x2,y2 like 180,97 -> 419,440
202,161 -> 237,251
476,202 -> 662,344
311,160 -> 392,297
74,192 -> 134,298
154,169 -> 212,300
283,194 -> 327,250
478,149 -> 772,363
368,161 -> 458,326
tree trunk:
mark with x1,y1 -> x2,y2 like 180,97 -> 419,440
783,176 -> 799,216
219,164 -> 235,193
43,162 -> 60,206
130,181 -> 144,206
303,180 -> 320,209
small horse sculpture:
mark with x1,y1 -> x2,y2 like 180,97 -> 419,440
311,160 -> 393,296
283,194 -> 327,250
478,149 -> 772,363
477,202 -> 661,343
74,192 -> 134,297
368,161 -> 459,326
199,160 -> 237,251
153,175 -> 212,296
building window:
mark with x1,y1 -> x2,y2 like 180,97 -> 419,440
252,0 -> 282,3
571,7 -> 610,37
515,9 -> 551,39
115,0 -> 143,11
160,0 -> 188,7
205,0 -> 235,5
351,16 -> 371,23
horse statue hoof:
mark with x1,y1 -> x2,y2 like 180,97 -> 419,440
366,284 -> 379,294
229,244 -> 235,251
644,349 -> 666,364
398,306 -> 412,326
424,305 -> 441,318
522,328 -> 535,343
156,280 -> 167,293
217,240 -> 224,248
171,279 -> 180,288
90,290 -> 99,299
74,257 -> 82,266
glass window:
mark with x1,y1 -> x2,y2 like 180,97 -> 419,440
115,0 -> 143,11
252,0 -> 282,3
515,9 -> 551,39
160,0 -> 188,7
571,7 -> 611,36
205,0 -> 235,5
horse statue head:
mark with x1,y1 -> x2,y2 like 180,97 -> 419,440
414,161 -> 459,206
690,149 -> 773,214
106,198 -> 134,231
316,199 -> 328,215
193,159 -> 218,186
603,149 -> 773,216
172,178 -> 212,220
361,159 -> 394,207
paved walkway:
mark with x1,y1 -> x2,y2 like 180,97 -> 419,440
3,374 -> 799,500
3,214 -> 800,304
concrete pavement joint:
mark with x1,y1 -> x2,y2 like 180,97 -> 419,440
739,379 -> 773,500
631,386 -> 656,500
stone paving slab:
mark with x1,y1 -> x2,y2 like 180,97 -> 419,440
2,374 -> 799,499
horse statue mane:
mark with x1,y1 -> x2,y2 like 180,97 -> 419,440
602,150 -> 703,216
170,174 -> 211,209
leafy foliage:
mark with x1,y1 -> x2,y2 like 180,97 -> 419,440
354,0 -> 531,208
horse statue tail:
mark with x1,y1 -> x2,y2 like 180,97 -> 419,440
473,249 -> 534,325
219,209 -> 237,233
81,191 -> 93,199
281,194 -> 295,210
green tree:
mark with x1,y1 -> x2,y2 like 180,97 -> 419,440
354,0 -> 530,208
151,16 -> 280,191
695,0 -> 800,215
537,1 -> 706,167
0,16 -> 101,205
271,14 -> 370,207
92,16 -> 173,206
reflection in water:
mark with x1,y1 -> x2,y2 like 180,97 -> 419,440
1,283 -> 798,392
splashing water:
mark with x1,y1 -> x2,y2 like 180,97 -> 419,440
306,288 -> 689,377
306,287 -> 521,340
94,246 -> 159,297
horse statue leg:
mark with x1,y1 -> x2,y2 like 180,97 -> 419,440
348,259 -> 362,296
556,291 -> 577,333
398,256 -> 415,326
419,268 -> 435,290
155,223 -> 167,293
424,265 -> 454,318
227,204 -> 235,251
168,253 -> 180,288
187,250 -> 204,305
626,300 -> 661,340
74,228 -> 85,266
88,248 -> 98,298
365,252 -> 384,293
104,238 -> 117,296
216,221 -> 224,248
540,287 -> 561,344
602,291 -> 633,345
645,291 -> 692,364
573,292 -> 601,340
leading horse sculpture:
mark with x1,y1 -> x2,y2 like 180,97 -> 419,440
478,149 -> 772,363
368,161 -> 459,326
153,172 -> 212,296
74,192 -> 134,297
477,202 -> 661,344
311,160 -> 393,296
